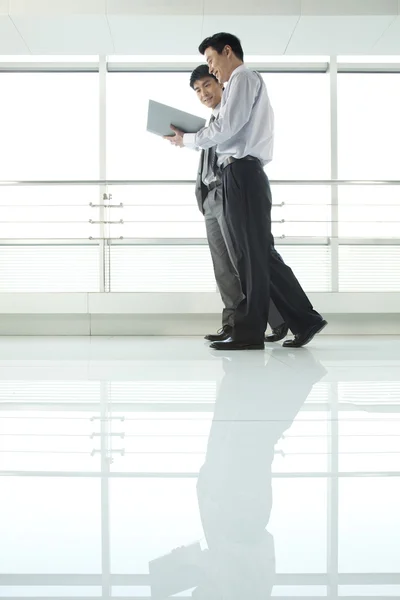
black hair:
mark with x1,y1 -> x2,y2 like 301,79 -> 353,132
190,64 -> 218,89
198,32 -> 244,61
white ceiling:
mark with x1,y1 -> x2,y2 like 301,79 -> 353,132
0,0 -> 400,56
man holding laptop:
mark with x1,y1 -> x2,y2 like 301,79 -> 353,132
166,32 -> 326,350
188,64 -> 287,343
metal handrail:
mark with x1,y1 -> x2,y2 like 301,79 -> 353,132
1,179 -> 400,186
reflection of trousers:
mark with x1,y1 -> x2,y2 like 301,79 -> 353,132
198,351 -> 326,544
203,190 -> 285,329
222,160 -> 322,342
195,352 -> 325,597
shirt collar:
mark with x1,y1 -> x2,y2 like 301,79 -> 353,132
212,103 -> 221,118
228,63 -> 246,82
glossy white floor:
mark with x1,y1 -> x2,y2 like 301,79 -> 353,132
1,335 -> 400,600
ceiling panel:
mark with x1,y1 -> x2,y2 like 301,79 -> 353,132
201,16 -> 299,54
0,2 -> 400,56
0,15 -> 29,53
11,15 -> 114,54
107,15 -> 203,54
301,0 -> 398,16
10,0 -> 107,15
203,0 -> 301,15
106,0 -> 204,15
372,15 -> 400,52
286,15 -> 397,54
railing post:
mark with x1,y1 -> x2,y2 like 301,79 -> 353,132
330,56 -> 339,293
99,56 -> 107,293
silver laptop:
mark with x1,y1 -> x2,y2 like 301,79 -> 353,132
147,99 -> 206,137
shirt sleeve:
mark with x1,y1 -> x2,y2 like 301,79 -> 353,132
184,71 -> 260,150
183,133 -> 198,149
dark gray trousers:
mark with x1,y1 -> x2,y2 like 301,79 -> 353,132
222,161 -> 322,342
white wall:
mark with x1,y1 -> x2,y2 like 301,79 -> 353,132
1,292 -> 400,334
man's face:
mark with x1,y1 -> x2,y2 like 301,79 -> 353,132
193,76 -> 223,109
204,46 -> 231,84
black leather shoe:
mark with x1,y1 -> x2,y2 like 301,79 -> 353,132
210,337 -> 265,351
283,319 -> 328,348
265,323 -> 289,343
204,325 -> 232,342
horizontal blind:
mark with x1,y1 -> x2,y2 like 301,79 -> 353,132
275,245 -> 331,292
109,381 -> 216,405
0,381 -> 100,404
304,382 -> 330,405
339,246 -> 400,292
339,382 -> 400,406
107,245 -> 215,292
107,244 -> 331,293
0,246 -> 99,292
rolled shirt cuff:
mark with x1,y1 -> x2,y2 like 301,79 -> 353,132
183,133 -> 198,149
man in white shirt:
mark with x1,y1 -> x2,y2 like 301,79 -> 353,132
190,64 -> 288,344
168,33 -> 327,350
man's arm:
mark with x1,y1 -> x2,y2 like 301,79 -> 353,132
164,125 -> 198,149
186,72 -> 259,149
165,72 -> 259,149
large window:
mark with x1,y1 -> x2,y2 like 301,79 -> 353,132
337,73 -> 400,238
337,72 -> 400,291
0,59 -> 399,293
0,73 -> 99,181
338,74 -> 400,180
106,72 -> 331,181
106,72 -> 206,181
0,72 -> 100,291
265,73 -> 330,180
104,69 -> 331,292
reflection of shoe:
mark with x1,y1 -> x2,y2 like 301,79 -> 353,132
149,542 -> 203,599
283,319 -> 328,348
265,323 -> 289,343
271,348 -> 328,380
204,325 -> 232,342
210,337 -> 265,351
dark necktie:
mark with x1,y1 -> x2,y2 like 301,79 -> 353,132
203,114 -> 217,178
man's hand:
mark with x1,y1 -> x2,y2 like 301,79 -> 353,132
163,124 -> 185,148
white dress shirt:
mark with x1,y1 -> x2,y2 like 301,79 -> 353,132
184,64 -> 274,167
